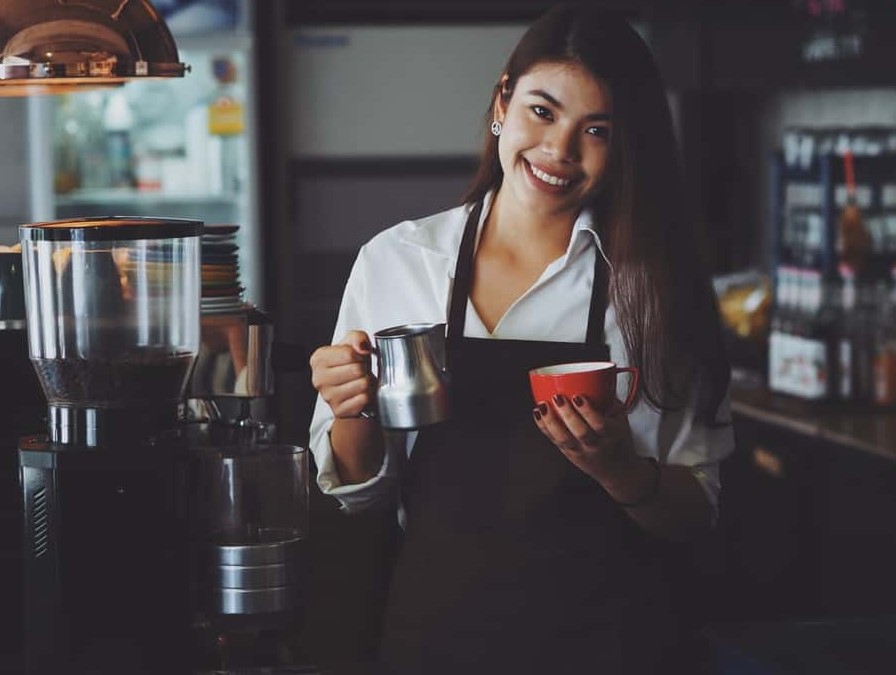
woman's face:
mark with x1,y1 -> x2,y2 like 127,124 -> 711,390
494,60 -> 612,221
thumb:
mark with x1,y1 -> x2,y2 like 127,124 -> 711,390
342,329 -> 373,356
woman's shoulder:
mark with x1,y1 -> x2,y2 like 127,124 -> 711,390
360,202 -> 472,258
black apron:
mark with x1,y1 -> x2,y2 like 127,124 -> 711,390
378,202 -> 679,674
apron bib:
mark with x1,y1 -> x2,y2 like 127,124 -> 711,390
378,202 -> 678,674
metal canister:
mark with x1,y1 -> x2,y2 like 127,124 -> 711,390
211,528 -> 305,615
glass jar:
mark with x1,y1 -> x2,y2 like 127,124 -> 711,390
19,217 -> 201,409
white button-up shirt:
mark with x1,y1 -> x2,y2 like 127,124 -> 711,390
309,194 -> 735,517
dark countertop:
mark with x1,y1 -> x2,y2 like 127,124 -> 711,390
706,615 -> 896,675
731,376 -> 896,463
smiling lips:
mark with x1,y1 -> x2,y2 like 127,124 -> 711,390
526,160 -> 575,188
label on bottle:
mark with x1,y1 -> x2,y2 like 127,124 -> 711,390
209,95 -> 245,136
873,348 -> 896,407
801,338 -> 828,399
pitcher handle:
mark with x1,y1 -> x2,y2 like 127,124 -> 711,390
618,366 -> 640,412
359,345 -> 379,420
428,323 -> 448,373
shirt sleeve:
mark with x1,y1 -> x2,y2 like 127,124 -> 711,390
663,383 -> 735,524
307,246 -> 401,513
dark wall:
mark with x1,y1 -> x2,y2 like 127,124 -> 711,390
288,158 -> 477,441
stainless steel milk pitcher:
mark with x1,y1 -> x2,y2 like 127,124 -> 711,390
373,323 -> 451,429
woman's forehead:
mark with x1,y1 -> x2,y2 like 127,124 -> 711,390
514,61 -> 611,111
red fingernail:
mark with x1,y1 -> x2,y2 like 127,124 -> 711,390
553,394 -> 565,407
538,403 -> 548,415
572,395 -> 584,407
533,408 -> 541,421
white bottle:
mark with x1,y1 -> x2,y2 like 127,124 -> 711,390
103,91 -> 135,188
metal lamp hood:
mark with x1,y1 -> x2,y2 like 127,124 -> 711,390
0,0 -> 188,95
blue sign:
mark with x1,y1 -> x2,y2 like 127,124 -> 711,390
153,0 -> 241,35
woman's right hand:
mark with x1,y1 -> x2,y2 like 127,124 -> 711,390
309,330 -> 377,419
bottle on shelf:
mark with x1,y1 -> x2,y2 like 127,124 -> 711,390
836,263 -> 858,403
853,275 -> 878,404
769,266 -> 794,395
795,268 -> 834,400
872,267 -> 896,407
103,91 -> 136,189
815,273 -> 842,402
770,265 -> 843,402
208,56 -> 245,196
837,148 -> 872,276
76,92 -> 111,190
53,96 -> 82,194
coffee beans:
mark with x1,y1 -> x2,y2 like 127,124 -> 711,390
33,351 -> 194,406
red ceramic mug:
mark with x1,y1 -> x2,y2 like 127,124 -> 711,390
529,361 -> 640,413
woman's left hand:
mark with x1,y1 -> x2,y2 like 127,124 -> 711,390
532,394 -> 638,483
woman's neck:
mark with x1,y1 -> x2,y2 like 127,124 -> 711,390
483,188 -> 578,263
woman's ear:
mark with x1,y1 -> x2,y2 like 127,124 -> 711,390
493,74 -> 511,122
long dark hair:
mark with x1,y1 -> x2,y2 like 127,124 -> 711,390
463,4 -> 730,423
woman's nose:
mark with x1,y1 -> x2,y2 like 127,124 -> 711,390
542,125 -> 579,162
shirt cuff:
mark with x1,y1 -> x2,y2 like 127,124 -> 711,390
689,463 -> 721,526
315,429 -> 394,514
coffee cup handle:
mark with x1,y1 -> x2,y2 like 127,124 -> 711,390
618,366 -> 640,412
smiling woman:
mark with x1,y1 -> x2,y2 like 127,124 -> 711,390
307,4 -> 734,674
494,62 -> 612,220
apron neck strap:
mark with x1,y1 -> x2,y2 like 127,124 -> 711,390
448,200 -> 608,345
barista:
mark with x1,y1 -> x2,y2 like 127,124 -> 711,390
309,5 -> 734,673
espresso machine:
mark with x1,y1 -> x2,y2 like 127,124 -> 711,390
16,217 -> 312,673
186,305 -> 277,442
185,305 -> 311,669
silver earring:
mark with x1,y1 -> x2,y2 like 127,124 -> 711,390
491,120 -> 502,137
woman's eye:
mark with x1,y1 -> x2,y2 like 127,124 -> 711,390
586,125 -> 610,139
531,105 -> 553,120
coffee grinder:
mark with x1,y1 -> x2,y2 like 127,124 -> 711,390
0,247 -> 44,670
17,217 -> 202,674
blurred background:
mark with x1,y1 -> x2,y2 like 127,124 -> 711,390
6,1 -> 896,669
4,0 -> 893,435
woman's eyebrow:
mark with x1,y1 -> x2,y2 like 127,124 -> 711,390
526,89 -> 612,121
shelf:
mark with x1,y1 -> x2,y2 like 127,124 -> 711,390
779,153 -> 896,184
55,190 -> 239,207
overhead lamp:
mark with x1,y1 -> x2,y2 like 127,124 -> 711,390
0,0 -> 189,96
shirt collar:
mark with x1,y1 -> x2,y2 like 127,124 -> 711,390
398,190 -> 610,273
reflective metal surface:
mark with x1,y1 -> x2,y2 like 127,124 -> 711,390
201,445 -> 308,617
217,562 -> 295,590
189,307 -> 274,400
214,585 -> 298,615
374,322 -> 451,429
214,533 -> 303,568
0,0 -> 188,95
211,532 -> 305,615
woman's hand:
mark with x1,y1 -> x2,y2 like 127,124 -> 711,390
532,393 -> 638,483
310,330 -> 377,419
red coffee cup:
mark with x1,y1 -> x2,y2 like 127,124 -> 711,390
529,361 -> 640,413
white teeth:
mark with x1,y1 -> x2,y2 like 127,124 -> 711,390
529,164 -> 571,187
